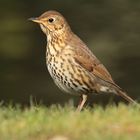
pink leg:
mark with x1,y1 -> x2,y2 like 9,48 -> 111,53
77,94 -> 87,112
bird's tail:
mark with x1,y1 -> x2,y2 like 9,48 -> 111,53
117,90 -> 135,103
100,84 -> 139,106
115,88 -> 139,106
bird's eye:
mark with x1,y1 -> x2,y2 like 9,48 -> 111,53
48,18 -> 54,23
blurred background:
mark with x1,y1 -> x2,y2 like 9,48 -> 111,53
0,0 -> 140,106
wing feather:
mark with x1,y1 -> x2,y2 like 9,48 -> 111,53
68,34 -> 115,84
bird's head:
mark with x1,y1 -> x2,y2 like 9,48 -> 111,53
29,10 -> 71,35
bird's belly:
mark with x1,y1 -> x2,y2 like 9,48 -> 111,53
47,58 -> 96,95
47,61 -> 77,94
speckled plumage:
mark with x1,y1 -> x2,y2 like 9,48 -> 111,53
30,10 -> 137,111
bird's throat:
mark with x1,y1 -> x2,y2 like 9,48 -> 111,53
46,33 -> 66,56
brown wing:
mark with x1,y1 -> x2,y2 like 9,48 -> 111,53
74,46 -> 114,83
67,34 -> 137,104
69,34 -> 115,84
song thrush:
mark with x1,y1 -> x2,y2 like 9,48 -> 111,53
29,10 -> 137,111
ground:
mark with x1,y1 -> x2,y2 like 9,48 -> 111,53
0,103 -> 140,140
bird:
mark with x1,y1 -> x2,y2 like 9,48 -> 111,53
29,10 -> 137,111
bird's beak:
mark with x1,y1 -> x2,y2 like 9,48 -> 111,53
28,17 -> 42,24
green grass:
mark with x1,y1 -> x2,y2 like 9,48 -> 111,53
0,104 -> 140,140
